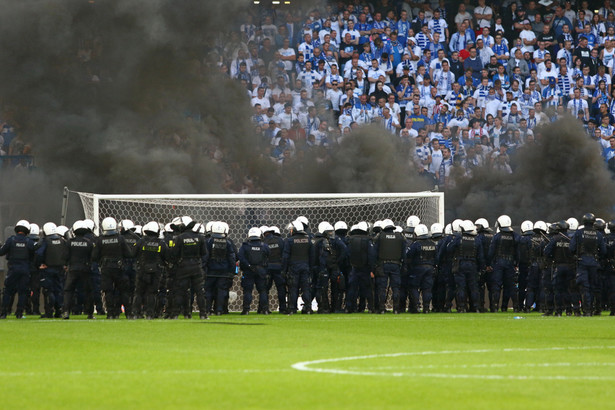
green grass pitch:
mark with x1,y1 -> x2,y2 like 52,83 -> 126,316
1,313 -> 614,409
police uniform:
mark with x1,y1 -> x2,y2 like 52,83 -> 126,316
264,231 -> 287,313
447,233 -> 485,312
134,234 -> 169,319
63,231 -> 95,318
545,229 -> 576,315
488,230 -> 521,312
373,228 -> 405,313
95,231 -> 133,319
85,230 -> 106,316
238,238 -> 270,314
204,234 -> 236,315
431,234 -> 448,312
570,225 -> 606,315
172,229 -> 209,318
605,225 -> 615,315
35,234 -> 69,318
524,232 -> 547,313
0,232 -> 35,318
121,229 -> 140,314
477,228 -> 494,312
345,231 -> 376,313
281,230 -> 314,314
26,231 -> 41,315
407,236 -> 438,313
314,233 -> 347,313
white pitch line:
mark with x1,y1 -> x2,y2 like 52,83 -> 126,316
291,346 -> 615,380
0,369 -> 291,377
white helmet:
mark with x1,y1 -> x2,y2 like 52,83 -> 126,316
212,221 -> 226,235
356,221 -> 369,232
120,219 -> 135,231
179,216 -> 194,231
56,225 -> 69,237
533,220 -> 547,232
205,221 -> 214,233
497,215 -> 512,232
291,220 -> 304,233
474,218 -> 489,230
415,224 -> 430,238
431,223 -> 444,236
445,223 -> 453,235
296,216 -> 309,228
143,221 -> 160,235
192,223 -> 202,233
334,221 -> 348,232
373,220 -> 384,231
15,219 -> 31,234
267,226 -> 281,235
221,221 -> 230,234
101,217 -> 117,233
29,223 -> 40,236
259,226 -> 268,234
84,219 -> 95,232
452,219 -> 463,233
461,220 -> 476,235
381,218 -> 395,230
248,227 -> 262,239
349,224 -> 358,233
164,223 -> 174,233
72,220 -> 88,234
566,217 -> 579,231
318,221 -> 334,234
406,215 -> 420,228
42,222 -> 57,236
134,225 -> 142,236
394,226 -> 403,233
521,220 -> 534,234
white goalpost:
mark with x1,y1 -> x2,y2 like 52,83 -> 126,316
70,191 -> 444,311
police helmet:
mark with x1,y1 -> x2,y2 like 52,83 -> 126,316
179,216 -> 195,231
372,220 -> 384,233
271,226 -> 281,235
101,217 -> 117,233
120,219 -> 135,232
608,220 -> 615,231
566,217 -> 579,231
474,218 -> 489,230
205,221 -> 214,233
394,226 -> 403,233
317,221 -> 334,234
548,222 -> 559,234
164,223 -> 174,233
42,222 -> 57,236
248,227 -> 262,239
56,225 -> 69,238
381,219 -> 395,230
143,221 -> 160,235
72,220 -> 89,235
521,220 -> 533,234
444,223 -> 453,235
557,220 -> 569,232
461,220 -> 477,235
259,226 -> 269,234
452,219 -> 463,233
496,215 -> 513,232
582,213 -> 596,226
533,220 -> 547,233
406,215 -> 420,228
291,220 -> 305,233
29,223 -> 40,237
296,216 -> 309,229
84,219 -> 95,232
595,218 -> 606,232
414,224 -> 430,238
430,223 -> 444,237
334,221 -> 348,233
192,223 -> 202,233
14,219 -> 31,234
222,222 -> 230,235
211,221 -> 226,235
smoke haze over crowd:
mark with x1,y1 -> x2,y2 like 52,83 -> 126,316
0,0 -> 612,226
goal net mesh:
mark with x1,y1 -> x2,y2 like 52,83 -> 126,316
73,192 -> 443,312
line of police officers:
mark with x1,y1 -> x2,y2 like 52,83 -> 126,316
1,212 -> 613,318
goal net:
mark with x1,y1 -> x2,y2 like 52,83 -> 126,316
72,191 -> 444,312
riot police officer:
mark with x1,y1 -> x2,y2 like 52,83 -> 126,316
282,220 -> 314,315
36,222 -> 69,318
63,220 -> 96,319
605,220 -> 615,315
96,217 -> 133,319
407,224 -> 438,313
475,218 -> 494,312
0,220 -> 35,319
488,215 -> 521,312
345,222 -> 376,313
134,222 -> 169,319
544,220 -> 576,316
171,216 -> 208,319
447,220 -> 485,313
204,221 -> 236,316
314,222 -> 347,313
373,219 -> 405,313
83,219 -> 105,316
120,220 -> 140,314
525,221 -> 548,313
570,213 -> 607,316
26,223 -> 41,316
238,227 -> 270,315
264,226 -> 287,314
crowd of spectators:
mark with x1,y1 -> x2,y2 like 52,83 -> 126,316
219,0 -> 615,190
